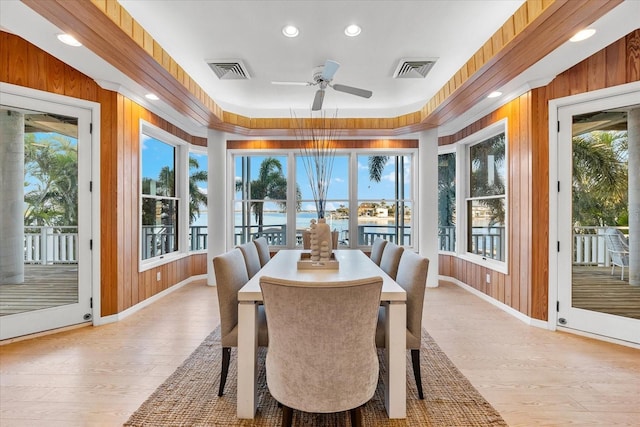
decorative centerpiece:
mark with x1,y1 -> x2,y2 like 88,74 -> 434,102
293,110 -> 341,269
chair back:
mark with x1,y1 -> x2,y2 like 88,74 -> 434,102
605,228 -> 629,266
370,237 -> 388,266
259,275 -> 383,413
379,241 -> 404,280
212,249 -> 249,345
395,251 -> 429,349
253,237 -> 271,267
238,241 -> 262,278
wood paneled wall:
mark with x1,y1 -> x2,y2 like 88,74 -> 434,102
1,31 -> 208,317
439,29 -> 640,321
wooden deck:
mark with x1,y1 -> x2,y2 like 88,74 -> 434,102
572,265 -> 640,319
0,265 -> 77,316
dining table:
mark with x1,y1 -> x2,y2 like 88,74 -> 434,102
236,249 -> 407,419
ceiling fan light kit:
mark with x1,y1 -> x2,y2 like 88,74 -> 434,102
272,59 -> 373,111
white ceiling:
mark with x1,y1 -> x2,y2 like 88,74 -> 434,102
1,0 -> 639,134
117,0 -> 525,118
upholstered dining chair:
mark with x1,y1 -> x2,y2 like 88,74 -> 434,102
253,236 -> 271,267
375,250 -> 429,399
238,241 -> 262,279
379,241 -> 404,280
369,237 -> 388,266
259,275 -> 383,427
212,248 -> 269,396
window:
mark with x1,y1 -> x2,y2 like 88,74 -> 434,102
295,154 -> 349,247
234,155 -> 288,246
438,151 -> 456,252
188,150 -> 208,251
466,131 -> 506,262
140,123 -> 188,265
357,155 -> 412,245
230,149 -> 416,251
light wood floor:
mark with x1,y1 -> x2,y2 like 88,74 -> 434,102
1,279 -> 639,426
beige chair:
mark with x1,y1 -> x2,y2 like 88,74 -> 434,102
379,241 -> 404,280
212,248 -> 268,396
237,241 -> 262,279
259,275 -> 383,427
369,237 -> 388,266
253,236 -> 271,267
605,228 -> 630,280
375,250 -> 429,399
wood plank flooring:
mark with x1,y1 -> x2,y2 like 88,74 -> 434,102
1,279 -> 639,426
0,265 -> 78,316
572,265 -> 640,319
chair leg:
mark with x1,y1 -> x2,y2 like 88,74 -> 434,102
281,405 -> 293,427
218,347 -> 231,396
350,406 -> 363,427
411,349 -> 424,400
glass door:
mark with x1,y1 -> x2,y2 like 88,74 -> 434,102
0,92 -> 92,340
556,90 -> 640,345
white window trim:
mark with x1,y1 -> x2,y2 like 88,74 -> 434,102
227,147 -> 418,251
188,146 -> 208,254
139,120 -> 189,271
455,119 -> 509,274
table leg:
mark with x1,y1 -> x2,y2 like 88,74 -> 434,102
237,301 -> 258,418
385,301 -> 407,418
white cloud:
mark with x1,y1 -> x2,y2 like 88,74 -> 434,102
334,177 -> 344,183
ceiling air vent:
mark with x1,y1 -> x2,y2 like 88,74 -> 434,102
393,58 -> 437,79
206,59 -> 251,80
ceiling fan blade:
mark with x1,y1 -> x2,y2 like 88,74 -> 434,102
271,81 -> 311,86
312,89 -> 325,111
332,84 -> 373,98
321,60 -> 340,81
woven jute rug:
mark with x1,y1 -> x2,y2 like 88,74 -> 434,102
125,327 -> 507,426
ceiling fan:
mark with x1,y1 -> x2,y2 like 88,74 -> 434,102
272,59 -> 373,111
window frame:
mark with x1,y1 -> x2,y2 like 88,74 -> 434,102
188,146 -> 208,253
456,119 -> 509,273
437,146 -> 457,254
139,121 -> 189,271
227,147 -> 418,252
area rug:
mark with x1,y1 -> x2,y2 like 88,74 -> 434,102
125,327 -> 507,426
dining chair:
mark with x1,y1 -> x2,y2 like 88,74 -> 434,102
379,241 -> 404,280
212,248 -> 269,396
253,236 -> 271,267
375,250 -> 429,399
369,237 -> 388,266
238,241 -> 262,279
259,275 -> 383,427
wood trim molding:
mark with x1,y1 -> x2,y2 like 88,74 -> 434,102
22,0 -> 622,136
227,139 -> 419,150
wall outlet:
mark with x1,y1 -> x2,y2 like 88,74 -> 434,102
156,271 -> 161,281
486,273 -> 491,284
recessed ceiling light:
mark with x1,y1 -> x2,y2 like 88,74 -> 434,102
282,25 -> 299,38
487,91 -> 502,98
57,33 -> 82,47
344,24 -> 361,37
570,28 -> 596,42
145,93 -> 159,101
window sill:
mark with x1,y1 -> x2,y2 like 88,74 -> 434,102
139,251 -> 190,273
457,253 -> 509,275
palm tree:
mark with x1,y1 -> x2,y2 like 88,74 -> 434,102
368,155 -> 389,182
24,134 -> 78,226
572,131 -> 628,227
236,157 -> 302,233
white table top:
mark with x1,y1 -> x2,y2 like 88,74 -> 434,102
238,249 -> 406,302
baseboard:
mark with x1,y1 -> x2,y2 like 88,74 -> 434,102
438,275 -> 551,330
94,274 -> 208,325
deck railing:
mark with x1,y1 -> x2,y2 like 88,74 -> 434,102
24,226 -> 78,264
573,226 -> 629,266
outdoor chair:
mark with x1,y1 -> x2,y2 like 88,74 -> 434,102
605,228 -> 629,280
259,275 -> 383,427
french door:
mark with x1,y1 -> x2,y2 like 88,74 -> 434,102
0,89 -> 93,340
555,85 -> 640,345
